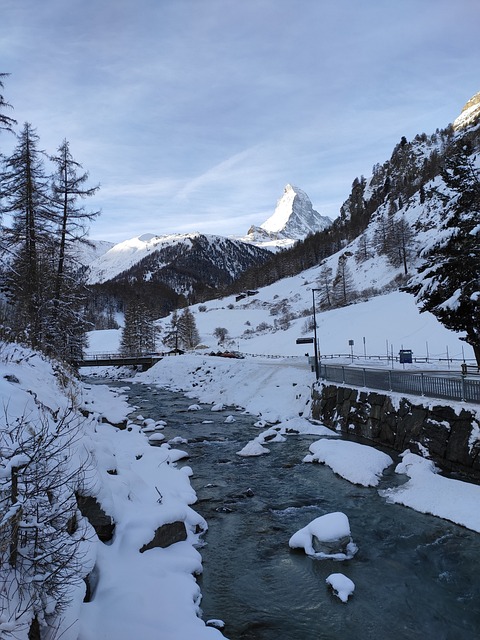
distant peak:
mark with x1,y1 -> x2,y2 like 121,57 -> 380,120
137,233 -> 157,242
257,184 -> 331,240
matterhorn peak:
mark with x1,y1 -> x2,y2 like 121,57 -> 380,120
259,184 -> 331,240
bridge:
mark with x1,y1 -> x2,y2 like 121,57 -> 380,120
73,351 -> 177,370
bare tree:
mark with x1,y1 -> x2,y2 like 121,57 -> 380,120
0,405 -> 92,636
0,73 -> 17,137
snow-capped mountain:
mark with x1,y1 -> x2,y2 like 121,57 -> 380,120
73,238 -> 114,266
86,232 -> 271,297
242,184 -> 331,247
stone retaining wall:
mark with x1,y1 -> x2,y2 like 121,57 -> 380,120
311,383 -> 480,478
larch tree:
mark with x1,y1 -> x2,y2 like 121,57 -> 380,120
47,139 -> 100,359
177,307 -> 200,350
316,262 -> 333,309
386,216 -> 416,275
332,254 -> 355,307
0,72 -> 17,138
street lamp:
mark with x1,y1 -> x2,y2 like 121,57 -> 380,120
312,289 -> 320,380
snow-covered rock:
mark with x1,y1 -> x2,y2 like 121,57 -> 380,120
326,573 -> 355,603
289,512 -> 357,560
236,440 -> 270,457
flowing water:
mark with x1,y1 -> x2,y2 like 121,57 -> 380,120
101,380 -> 480,640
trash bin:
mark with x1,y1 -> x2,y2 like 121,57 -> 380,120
399,349 -> 413,364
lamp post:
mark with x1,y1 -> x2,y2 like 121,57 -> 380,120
312,289 -> 320,380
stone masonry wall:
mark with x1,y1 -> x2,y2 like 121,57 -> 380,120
311,383 -> 480,478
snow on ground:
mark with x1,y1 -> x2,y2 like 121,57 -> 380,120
0,345 -> 225,640
304,439 -> 394,487
139,354 -> 313,423
86,289 -> 475,369
26,283 -> 474,637
77,416 -> 224,640
379,451 -> 480,532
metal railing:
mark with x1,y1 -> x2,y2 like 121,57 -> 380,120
319,363 -> 480,404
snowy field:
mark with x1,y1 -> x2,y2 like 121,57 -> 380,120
87,289 -> 476,367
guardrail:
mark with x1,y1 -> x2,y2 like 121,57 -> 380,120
319,363 -> 480,404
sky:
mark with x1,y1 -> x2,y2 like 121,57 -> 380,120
1,0 -> 479,243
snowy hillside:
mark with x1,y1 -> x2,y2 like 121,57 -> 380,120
88,284 -> 475,366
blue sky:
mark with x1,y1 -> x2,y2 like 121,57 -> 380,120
1,0 -> 479,242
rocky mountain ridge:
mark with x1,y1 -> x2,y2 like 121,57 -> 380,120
242,184 -> 331,246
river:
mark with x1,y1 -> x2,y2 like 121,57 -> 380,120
102,379 -> 480,640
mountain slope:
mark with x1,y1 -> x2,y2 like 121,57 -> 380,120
86,232 -> 271,300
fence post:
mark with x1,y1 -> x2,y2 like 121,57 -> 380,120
388,370 -> 392,392
342,367 -> 345,384
461,374 -> 466,402
420,372 -> 425,397
363,368 -> 366,387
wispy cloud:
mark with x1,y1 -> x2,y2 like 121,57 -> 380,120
2,0 -> 479,242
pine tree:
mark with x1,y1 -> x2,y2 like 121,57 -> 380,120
404,143 -> 480,366
0,123 -> 53,348
120,300 -> 156,356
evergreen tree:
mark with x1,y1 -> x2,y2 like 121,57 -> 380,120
404,144 -> 480,365
120,300 -> 156,355
163,309 -> 180,351
0,123 -> 53,348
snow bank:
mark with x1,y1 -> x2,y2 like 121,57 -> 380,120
379,451 -> 480,533
77,388 -> 225,639
304,439 -> 393,487
0,343 -> 225,640
139,354 -> 313,422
